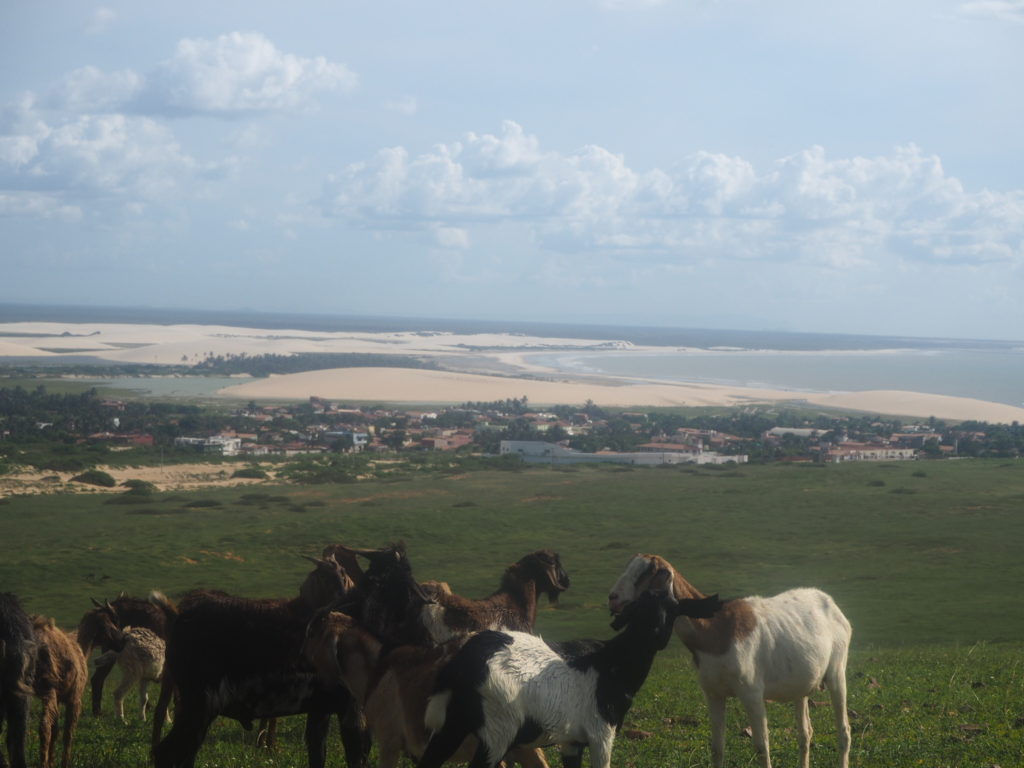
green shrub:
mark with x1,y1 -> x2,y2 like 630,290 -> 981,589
184,499 -> 222,508
70,469 -> 116,487
231,467 -> 268,479
121,479 -> 157,495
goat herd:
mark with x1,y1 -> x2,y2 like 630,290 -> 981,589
0,543 -> 852,768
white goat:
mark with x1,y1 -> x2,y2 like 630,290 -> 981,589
608,554 -> 851,768
95,626 -> 165,723
418,578 -> 722,768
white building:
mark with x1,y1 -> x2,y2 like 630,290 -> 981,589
174,436 -> 242,456
500,441 -> 746,466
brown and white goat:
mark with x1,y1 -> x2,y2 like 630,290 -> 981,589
303,610 -> 549,768
95,626 -> 166,723
76,591 -> 176,716
30,616 -> 87,768
420,549 -> 570,643
608,554 -> 852,768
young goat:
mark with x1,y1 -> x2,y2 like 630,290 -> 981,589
30,616 -> 87,768
151,555 -> 369,768
418,574 -> 722,768
0,593 -> 36,768
608,554 -> 852,768
303,610 -> 549,768
94,626 -> 165,723
76,592 -> 176,716
419,550 -> 570,644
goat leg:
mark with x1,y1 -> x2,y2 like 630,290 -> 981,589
89,653 -> 116,716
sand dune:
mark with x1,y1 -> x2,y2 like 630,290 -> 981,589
4,320 -> 1024,423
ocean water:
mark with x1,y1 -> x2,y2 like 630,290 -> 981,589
532,347 -> 1024,409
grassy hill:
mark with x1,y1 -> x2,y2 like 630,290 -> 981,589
1,458 -> 1022,766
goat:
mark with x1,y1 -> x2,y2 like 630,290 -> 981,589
0,593 -> 36,768
419,550 -> 570,644
607,554 -> 852,768
328,542 -> 438,648
30,615 -> 87,768
151,554 -> 369,768
94,626 -> 165,723
417,573 -> 722,768
76,591 -> 176,716
331,545 -> 570,647
303,610 -> 549,768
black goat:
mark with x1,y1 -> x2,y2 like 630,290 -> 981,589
151,555 -> 368,768
76,592 -> 176,716
0,593 -> 36,768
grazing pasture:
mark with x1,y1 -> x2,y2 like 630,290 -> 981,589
0,459 -> 1022,766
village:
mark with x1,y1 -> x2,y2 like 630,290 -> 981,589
2,385 -> 1021,479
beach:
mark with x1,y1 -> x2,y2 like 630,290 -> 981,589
3,320 -> 1024,424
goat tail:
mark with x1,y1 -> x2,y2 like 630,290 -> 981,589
150,667 -> 175,754
424,690 -> 452,733
148,591 -> 178,620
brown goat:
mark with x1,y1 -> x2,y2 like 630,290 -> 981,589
30,616 -> 87,768
420,550 -> 570,643
303,611 -> 548,768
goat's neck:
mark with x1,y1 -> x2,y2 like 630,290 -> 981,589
339,629 -> 383,706
495,567 -> 538,626
669,571 -> 733,655
582,629 -> 663,728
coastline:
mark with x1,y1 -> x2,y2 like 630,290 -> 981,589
3,320 -> 1024,424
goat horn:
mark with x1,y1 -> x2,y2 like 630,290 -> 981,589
90,597 -> 103,608
329,544 -> 388,557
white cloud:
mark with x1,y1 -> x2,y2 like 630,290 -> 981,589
0,193 -> 81,221
434,225 -> 470,249
0,101 -> 201,212
45,66 -> 143,113
322,122 -> 1024,270
85,7 -> 117,35
385,96 -> 418,115
138,32 -> 358,117
37,32 -> 356,119
959,1 -> 1024,23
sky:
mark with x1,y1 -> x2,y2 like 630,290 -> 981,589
1,0 -> 1023,340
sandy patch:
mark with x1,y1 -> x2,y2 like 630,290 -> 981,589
217,366 -> 1024,424
0,463 -> 275,497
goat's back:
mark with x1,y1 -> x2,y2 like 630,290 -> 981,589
700,588 -> 850,701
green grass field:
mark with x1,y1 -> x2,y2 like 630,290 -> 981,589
2,459 -> 1022,766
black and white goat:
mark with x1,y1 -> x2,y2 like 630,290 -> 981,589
417,572 -> 722,768
302,610 -> 549,768
0,593 -> 36,768
608,554 -> 852,768
151,554 -> 369,768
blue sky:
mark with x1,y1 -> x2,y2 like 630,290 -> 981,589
2,1 -> 1022,339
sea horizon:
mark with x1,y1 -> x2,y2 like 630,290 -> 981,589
2,301 -> 1021,353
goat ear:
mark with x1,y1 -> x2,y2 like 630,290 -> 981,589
90,597 -> 103,608
676,594 -> 724,619
650,568 -> 674,593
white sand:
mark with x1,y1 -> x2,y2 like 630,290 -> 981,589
4,320 -> 1024,423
